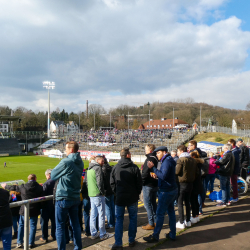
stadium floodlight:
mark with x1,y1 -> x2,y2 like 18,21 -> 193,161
43,81 -> 55,138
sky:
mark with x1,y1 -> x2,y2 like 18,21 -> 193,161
0,0 -> 250,113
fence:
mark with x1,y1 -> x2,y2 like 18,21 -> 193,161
9,195 -> 53,250
201,126 -> 250,145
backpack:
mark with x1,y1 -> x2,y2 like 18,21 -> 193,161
201,157 -> 209,177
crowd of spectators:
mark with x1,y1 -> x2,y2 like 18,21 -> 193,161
0,137 -> 249,250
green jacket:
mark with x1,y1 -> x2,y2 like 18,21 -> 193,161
51,152 -> 84,200
84,161 -> 105,197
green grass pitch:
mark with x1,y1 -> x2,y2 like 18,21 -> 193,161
0,156 -> 92,184
0,155 -> 120,184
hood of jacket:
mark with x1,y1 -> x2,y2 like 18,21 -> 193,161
117,157 -> 134,168
23,181 -> 41,192
179,152 -> 190,158
194,158 -> 204,164
89,161 -> 101,170
68,152 -> 83,165
102,163 -> 112,171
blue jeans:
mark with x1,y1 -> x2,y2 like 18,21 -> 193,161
198,178 -> 206,213
40,208 -> 56,240
115,202 -> 138,246
55,199 -> 82,250
17,216 -> 38,245
0,226 -> 12,250
105,195 -> 115,228
219,175 -> 230,203
90,196 -> 106,238
205,174 -> 216,192
153,188 -> 178,240
142,186 -> 157,226
83,198 -> 91,235
12,215 -> 19,233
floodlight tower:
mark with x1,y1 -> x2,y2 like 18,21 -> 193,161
43,81 -> 55,138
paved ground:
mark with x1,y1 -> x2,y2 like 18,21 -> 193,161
1,192 -> 250,250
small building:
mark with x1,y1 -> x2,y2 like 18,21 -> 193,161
0,122 -> 8,132
67,121 -> 79,132
142,118 -> 189,130
50,121 -> 66,134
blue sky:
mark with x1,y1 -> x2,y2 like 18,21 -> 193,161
0,0 -> 250,112
224,0 -> 250,31
224,0 -> 250,71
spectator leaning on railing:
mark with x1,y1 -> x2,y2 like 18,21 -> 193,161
40,169 -> 56,244
2,174 -> 43,249
0,187 -> 13,250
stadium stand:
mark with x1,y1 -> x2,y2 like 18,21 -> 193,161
0,138 -> 21,155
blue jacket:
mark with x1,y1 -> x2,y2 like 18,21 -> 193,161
153,154 -> 177,191
51,152 -> 84,200
232,147 -> 241,175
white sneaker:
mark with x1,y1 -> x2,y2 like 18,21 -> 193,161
176,221 -> 185,229
190,217 -> 197,224
184,220 -> 191,227
196,216 -> 200,222
91,232 -> 100,240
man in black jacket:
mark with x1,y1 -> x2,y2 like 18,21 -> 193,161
2,174 -> 43,248
110,148 -> 142,250
215,144 -> 235,207
236,138 -> 249,180
141,144 -> 158,230
102,157 -> 115,229
40,169 -> 56,243
0,188 -> 13,250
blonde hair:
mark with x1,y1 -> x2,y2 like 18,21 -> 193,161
208,152 -> 214,157
190,151 -> 200,159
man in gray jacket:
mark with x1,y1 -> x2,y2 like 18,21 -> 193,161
51,141 -> 83,250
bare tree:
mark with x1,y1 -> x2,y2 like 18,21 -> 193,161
246,101 -> 250,110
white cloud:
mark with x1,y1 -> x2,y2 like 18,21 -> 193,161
0,0 -> 249,112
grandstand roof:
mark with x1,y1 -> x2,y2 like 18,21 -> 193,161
0,115 -> 20,121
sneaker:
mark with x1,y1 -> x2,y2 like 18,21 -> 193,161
143,234 -> 158,243
190,217 -> 198,224
216,202 -> 226,207
39,238 -> 48,243
196,216 -> 200,222
100,232 -> 114,240
164,233 -> 176,241
226,201 -> 231,206
91,232 -> 100,240
48,235 -> 56,241
16,244 -> 23,248
29,244 -> 36,249
109,244 -> 123,250
184,220 -> 191,227
85,232 -> 91,237
176,221 -> 185,229
231,198 -> 238,203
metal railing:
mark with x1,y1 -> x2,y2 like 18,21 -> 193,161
9,195 -> 53,250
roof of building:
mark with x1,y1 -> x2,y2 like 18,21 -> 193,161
52,121 -> 65,126
143,118 -> 189,129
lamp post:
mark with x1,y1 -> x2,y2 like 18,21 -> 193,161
43,81 -> 55,138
